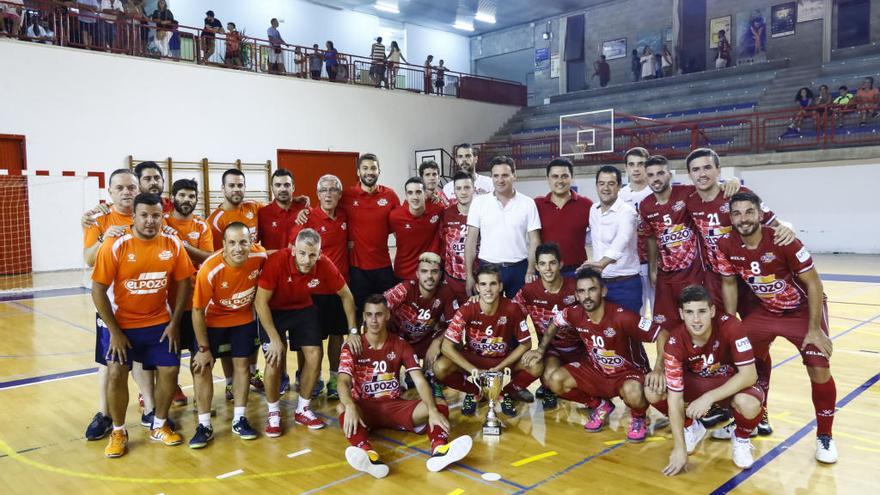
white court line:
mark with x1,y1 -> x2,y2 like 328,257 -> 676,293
287,448 -> 312,458
216,469 -> 244,479
180,377 -> 225,390
299,452 -> 419,495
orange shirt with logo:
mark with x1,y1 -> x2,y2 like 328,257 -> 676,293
83,207 -> 133,248
92,231 -> 196,329
164,213 -> 215,310
207,201 -> 263,251
193,246 -> 267,328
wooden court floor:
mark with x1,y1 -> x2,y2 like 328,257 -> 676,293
0,254 -> 878,495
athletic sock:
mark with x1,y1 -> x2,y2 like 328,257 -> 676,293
233,407 -> 246,424
755,353 -> 772,407
152,416 -> 166,429
558,388 -> 595,405
439,372 -> 480,395
630,406 -> 647,419
733,408 -> 762,438
268,401 -> 280,413
811,376 -> 837,437
296,396 -> 310,414
226,377 -> 233,386
428,404 -> 450,452
112,424 -> 125,432
198,413 -> 212,428
338,412 -> 371,449
651,399 -> 669,416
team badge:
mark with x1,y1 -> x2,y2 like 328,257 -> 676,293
221,281 -> 229,289
653,314 -> 666,324
158,250 -> 173,261
249,269 -> 259,280
720,203 -> 730,213
497,316 -> 508,325
604,327 -> 616,338
272,221 -> 278,228
386,351 -> 396,361
353,201 -> 360,207
430,215 -> 439,224
187,231 -> 200,241
405,223 -> 411,229
307,279 -> 320,288
672,200 -> 685,212
377,198 -> 388,206
320,226 -> 326,232
245,212 -> 254,220
668,336 -> 677,345
563,295 -> 576,305
760,252 -> 776,264
127,253 -> 136,262
341,222 -> 347,230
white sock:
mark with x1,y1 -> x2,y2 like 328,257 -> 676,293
198,413 -> 212,428
233,407 -> 246,423
152,416 -> 166,429
296,396 -> 310,413
226,377 -> 233,386
268,401 -> 280,413
330,371 -> 338,378
112,424 -> 125,432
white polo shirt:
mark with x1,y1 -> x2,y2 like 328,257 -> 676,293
467,190 -> 541,264
442,173 -> 493,201
589,196 -> 640,278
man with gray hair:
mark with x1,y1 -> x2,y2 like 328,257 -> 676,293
255,228 -> 360,435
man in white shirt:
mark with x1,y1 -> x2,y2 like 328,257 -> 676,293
617,147 -> 653,316
464,156 -> 541,298
582,165 -> 642,314
442,143 -> 493,201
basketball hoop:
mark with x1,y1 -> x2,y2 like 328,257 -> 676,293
570,142 -> 588,161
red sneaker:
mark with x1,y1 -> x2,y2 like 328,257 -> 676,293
294,407 -> 326,430
173,385 -> 188,406
265,411 -> 283,438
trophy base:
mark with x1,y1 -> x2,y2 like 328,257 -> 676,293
482,425 -> 502,436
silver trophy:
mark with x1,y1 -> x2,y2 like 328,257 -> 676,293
471,368 -> 511,436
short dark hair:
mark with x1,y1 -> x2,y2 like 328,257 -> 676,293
223,221 -> 250,240
358,153 -> 379,167
489,155 -> 516,173
546,157 -> 573,176
272,168 -> 294,181
678,284 -> 713,308
839,85 -> 848,91
475,263 -> 501,282
645,155 -> 669,168
206,10 -> 215,17
595,165 -> 621,184
134,161 -> 163,179
171,178 -> 198,196
452,171 -> 473,184
133,192 -> 162,210
222,168 -> 245,185
404,176 -> 425,189
228,21 -> 236,29
109,168 -> 135,185
624,147 -> 650,163
575,267 -> 604,288
271,17 -> 278,23
457,143 -> 475,153
685,147 -> 720,172
418,161 -> 440,177
535,243 -> 561,264
728,191 -> 762,210
363,293 -> 388,308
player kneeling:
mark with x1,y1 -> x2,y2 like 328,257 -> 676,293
337,294 -> 473,478
646,285 -> 764,475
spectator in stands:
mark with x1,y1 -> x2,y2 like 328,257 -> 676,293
78,0 -> 100,47
224,22 -> 241,67
654,51 -> 663,78
201,10 -> 223,62
435,60 -> 446,95
267,18 -> 286,74
631,49 -> 640,82
387,40 -> 407,89
26,15 -> 53,44
813,84 -> 832,126
370,36 -> 387,88
715,29 -> 731,69
124,0 -> 148,53
856,77 -> 879,127
592,55 -> 610,87
0,0 -> 23,38
294,47 -> 305,77
832,85 -> 854,128
308,43 -> 322,79
324,40 -> 339,81
151,0 -> 174,57
785,87 -> 814,135
168,19 -> 180,58
640,46 -> 656,80
424,55 -> 435,94
99,0 -> 124,49
661,46 -> 673,77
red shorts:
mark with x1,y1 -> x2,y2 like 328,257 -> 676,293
653,261 -> 705,328
409,336 -> 436,360
743,303 -> 830,368
458,351 -> 504,371
444,275 -> 468,304
356,398 -> 423,433
563,359 -> 645,399
546,346 -> 586,365
703,270 -> 762,318
679,373 -> 765,408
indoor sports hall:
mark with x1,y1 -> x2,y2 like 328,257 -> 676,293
1,1 -> 879,494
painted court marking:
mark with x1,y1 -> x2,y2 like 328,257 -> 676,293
510,451 -> 557,467
287,449 -> 312,458
215,469 -> 243,480
447,489 -> 465,495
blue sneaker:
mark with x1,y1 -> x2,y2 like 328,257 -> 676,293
141,410 -> 175,430
279,374 -> 291,396
232,417 -> 258,440
188,424 -> 213,449
85,412 -> 113,441
311,378 -> 325,399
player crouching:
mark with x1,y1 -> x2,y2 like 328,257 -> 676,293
337,294 -> 473,478
647,285 -> 764,474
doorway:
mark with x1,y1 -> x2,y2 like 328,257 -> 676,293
277,149 -> 359,206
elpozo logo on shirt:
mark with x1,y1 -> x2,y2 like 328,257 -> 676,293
124,272 -> 168,294
377,198 -> 388,206
158,250 -> 173,261
307,278 -> 320,288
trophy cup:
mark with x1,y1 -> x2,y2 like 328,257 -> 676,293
471,368 -> 511,436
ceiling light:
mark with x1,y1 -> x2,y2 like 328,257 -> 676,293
475,12 -> 496,24
453,21 -> 474,32
374,2 -> 399,14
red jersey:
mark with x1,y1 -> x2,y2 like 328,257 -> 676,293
257,250 -> 345,310
338,333 -> 420,401
384,280 -> 458,348
512,278 -> 582,352
289,207 -> 349,281
389,204 -> 442,280
341,184 -> 400,270
715,227 -> 816,314
257,200 -> 308,250
552,302 -> 660,377
639,185 -> 700,272
440,204 -> 470,280
444,298 -> 531,358
534,192 -> 592,267
686,186 -> 776,273
207,201 -> 262,251
663,313 -> 755,393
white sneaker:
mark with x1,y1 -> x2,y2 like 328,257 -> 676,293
712,421 -> 756,440
345,446 -> 389,479
816,435 -> 838,464
731,436 -> 755,469
684,420 -> 707,454
426,435 -> 473,472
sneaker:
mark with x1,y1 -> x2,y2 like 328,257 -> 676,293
583,399 -> 615,432
295,407 -> 326,429
426,435 -> 473,472
541,391 -> 558,410
225,384 -> 234,402
757,410 -> 773,436
326,375 -> 339,400
140,410 -> 175,430
535,386 -> 548,399
700,405 -> 731,427
501,395 -> 517,417
265,411 -> 283,438
232,417 -> 258,440
279,374 -> 291,396
173,385 -> 188,406
508,388 -> 535,403
104,429 -> 128,458
150,424 -> 183,446
311,378 -> 325,399
345,447 -> 389,479
712,421 -> 756,440
626,416 -> 648,443
188,424 -> 214,449
429,378 -> 445,400
816,435 -> 838,464
250,369 -> 265,392
684,420 -> 707,454
461,394 -> 477,416
85,412 -> 113,441
731,435 -> 755,469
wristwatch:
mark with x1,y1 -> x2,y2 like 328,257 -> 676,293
349,327 -> 359,335
198,345 -> 210,353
